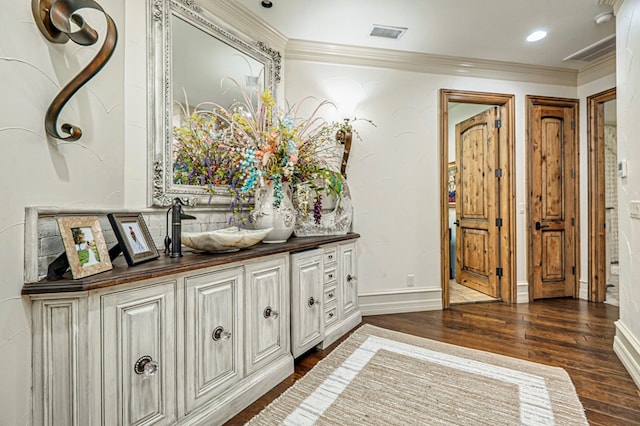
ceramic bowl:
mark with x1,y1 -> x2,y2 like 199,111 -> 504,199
181,227 -> 273,253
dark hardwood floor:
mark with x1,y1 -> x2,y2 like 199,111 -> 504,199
227,299 -> 640,425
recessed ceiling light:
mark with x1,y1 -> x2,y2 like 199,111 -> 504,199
526,30 -> 547,42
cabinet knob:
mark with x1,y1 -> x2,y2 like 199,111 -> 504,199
328,254 -> 333,260
328,273 -> 334,279
134,355 -> 159,377
328,312 -> 334,318
212,326 -> 232,341
263,306 -> 279,319
328,292 -> 334,298
347,274 -> 356,283
308,296 -> 320,307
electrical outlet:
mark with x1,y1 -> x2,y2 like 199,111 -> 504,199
407,274 -> 415,287
631,201 -> 640,219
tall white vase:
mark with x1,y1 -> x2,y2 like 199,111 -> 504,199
252,181 -> 295,243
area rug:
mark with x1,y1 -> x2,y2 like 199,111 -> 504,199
248,324 -> 588,425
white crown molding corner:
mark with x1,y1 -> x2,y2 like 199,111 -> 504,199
613,320 -> 640,388
577,52 -> 616,86
285,39 -> 579,86
359,288 -> 442,316
200,0 -> 288,52
597,0 -> 624,15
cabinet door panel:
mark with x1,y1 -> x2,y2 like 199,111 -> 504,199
291,250 -> 324,358
184,267 -> 242,414
340,242 -> 358,318
101,281 -> 176,426
245,256 -> 289,375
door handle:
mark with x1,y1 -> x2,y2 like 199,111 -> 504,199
535,221 -> 549,230
454,220 -> 460,227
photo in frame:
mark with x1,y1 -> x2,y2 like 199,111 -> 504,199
448,161 -> 457,206
57,216 -> 113,279
107,213 -> 159,266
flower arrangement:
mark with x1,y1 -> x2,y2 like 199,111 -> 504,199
173,81 -> 371,225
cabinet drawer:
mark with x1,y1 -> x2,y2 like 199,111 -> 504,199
324,285 -> 337,305
324,266 -> 337,284
324,303 -> 338,327
323,248 -> 337,265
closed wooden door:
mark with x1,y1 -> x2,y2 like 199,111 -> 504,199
528,98 -> 578,299
244,255 -> 289,375
455,108 -> 500,298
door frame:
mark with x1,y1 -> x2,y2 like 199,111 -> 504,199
439,89 -> 516,308
587,87 -> 616,302
525,95 -> 580,300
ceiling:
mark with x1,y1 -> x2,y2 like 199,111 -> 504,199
236,0 -> 616,70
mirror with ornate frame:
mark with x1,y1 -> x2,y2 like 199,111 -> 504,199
149,0 -> 281,206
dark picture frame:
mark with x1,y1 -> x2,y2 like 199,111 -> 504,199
107,213 -> 159,266
57,216 -> 113,279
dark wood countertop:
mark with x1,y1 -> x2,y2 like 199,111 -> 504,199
22,233 -> 360,295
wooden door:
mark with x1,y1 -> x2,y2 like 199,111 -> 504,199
528,98 -> 578,299
340,242 -> 358,317
184,267 -> 243,414
101,281 -> 177,426
244,255 -> 289,375
455,108 -> 500,298
291,249 -> 324,358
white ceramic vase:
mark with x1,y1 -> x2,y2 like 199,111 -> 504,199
251,181 -> 295,243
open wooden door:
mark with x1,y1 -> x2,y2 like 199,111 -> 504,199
527,97 -> 578,299
455,108 -> 500,298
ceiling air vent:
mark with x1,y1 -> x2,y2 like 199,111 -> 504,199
563,34 -> 616,62
370,24 -> 407,40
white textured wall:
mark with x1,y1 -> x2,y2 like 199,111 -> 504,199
0,1 -> 125,423
616,0 -> 640,373
284,61 -> 584,298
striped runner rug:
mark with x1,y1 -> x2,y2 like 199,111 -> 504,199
248,324 -> 588,425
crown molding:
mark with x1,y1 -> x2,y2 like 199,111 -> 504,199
285,39 -> 579,86
577,52 -> 616,85
199,0 -> 287,51
597,0 -> 623,14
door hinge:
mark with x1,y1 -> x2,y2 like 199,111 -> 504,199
495,119 -> 502,128
571,120 -> 575,130
495,168 -> 503,178
496,267 -> 503,277
572,266 -> 576,275
571,169 -> 575,178
496,218 -> 503,227
572,217 -> 575,226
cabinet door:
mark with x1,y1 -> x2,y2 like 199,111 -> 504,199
291,249 -> 324,358
340,242 -> 358,318
184,267 -> 243,414
244,255 -> 289,375
101,281 -> 176,426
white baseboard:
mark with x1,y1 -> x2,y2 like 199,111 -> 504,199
517,281 -> 529,303
613,320 -> 640,389
579,279 -> 589,300
359,288 -> 442,316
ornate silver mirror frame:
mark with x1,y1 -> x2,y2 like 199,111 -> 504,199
149,0 -> 281,207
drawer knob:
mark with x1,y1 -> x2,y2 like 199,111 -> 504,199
328,273 -> 334,279
328,255 -> 333,260
212,326 -> 232,341
134,355 -> 159,377
263,306 -> 279,319
308,296 -> 320,307
328,312 -> 334,318
347,274 -> 356,283
328,292 -> 334,298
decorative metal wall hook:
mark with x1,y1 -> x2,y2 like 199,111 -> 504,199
32,0 -> 118,141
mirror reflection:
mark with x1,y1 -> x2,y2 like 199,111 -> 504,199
171,14 -> 264,112
150,0 -> 279,207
